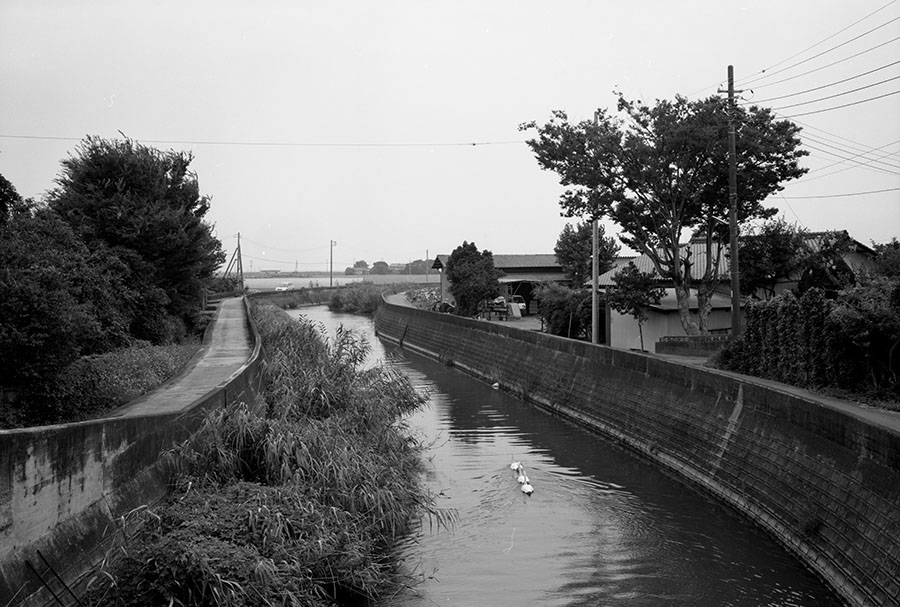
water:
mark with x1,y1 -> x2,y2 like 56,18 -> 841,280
290,306 -> 843,607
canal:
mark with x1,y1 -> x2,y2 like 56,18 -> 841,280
291,306 -> 842,606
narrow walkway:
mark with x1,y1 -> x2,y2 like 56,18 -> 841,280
109,296 -> 253,417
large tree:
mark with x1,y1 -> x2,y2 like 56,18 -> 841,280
446,241 -> 503,316
47,136 -> 224,342
554,221 -> 619,286
521,94 -> 808,335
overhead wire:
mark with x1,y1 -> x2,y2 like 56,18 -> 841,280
736,0 -> 898,87
0,133 -> 525,148
778,186 -> 900,198
768,73 -> 900,111
744,36 -> 900,93
777,88 -> 900,117
744,58 -> 900,104
737,13 -> 900,88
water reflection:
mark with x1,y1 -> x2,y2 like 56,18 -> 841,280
289,307 -> 841,606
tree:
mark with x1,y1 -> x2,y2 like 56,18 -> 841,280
353,260 -> 369,270
446,241 -> 503,316
606,262 -> 665,351
554,221 -> 619,286
0,172 -> 24,226
521,94 -> 808,335
739,218 -> 808,299
370,261 -> 391,275
46,136 -> 225,342
0,204 -> 130,390
796,231 -> 856,298
536,283 -> 594,340
872,238 -> 900,279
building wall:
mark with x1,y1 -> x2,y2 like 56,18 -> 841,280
375,300 -> 900,607
609,307 -> 731,350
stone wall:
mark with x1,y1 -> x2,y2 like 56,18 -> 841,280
0,298 -> 263,604
375,300 -> 900,607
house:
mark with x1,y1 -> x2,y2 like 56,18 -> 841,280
762,231 -> 876,298
431,253 -> 567,315
599,230 -> 877,351
598,240 -> 734,351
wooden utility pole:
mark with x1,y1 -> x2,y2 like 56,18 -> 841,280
329,240 -> 337,287
725,66 -> 742,337
591,110 -> 601,345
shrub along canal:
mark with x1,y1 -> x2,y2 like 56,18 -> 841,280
293,306 -> 842,606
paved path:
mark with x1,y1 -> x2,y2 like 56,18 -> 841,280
109,296 -> 252,417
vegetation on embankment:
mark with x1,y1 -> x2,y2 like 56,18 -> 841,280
327,282 -> 387,315
0,341 -> 201,428
84,301 -> 444,607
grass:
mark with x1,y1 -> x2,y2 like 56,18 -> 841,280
83,301 -> 454,606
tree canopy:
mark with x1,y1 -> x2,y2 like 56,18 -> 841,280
446,241 -> 503,316
521,94 -> 808,335
47,136 -> 224,342
554,221 -> 619,286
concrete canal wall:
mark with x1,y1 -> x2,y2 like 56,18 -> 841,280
0,298 -> 264,604
375,300 -> 900,607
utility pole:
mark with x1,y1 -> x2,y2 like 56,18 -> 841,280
329,240 -> 337,287
591,109 -> 601,345
722,65 -> 742,337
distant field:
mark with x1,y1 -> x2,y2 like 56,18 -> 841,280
244,274 -> 438,290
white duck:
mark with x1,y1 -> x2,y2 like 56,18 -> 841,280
509,461 -> 522,472
521,479 -> 534,496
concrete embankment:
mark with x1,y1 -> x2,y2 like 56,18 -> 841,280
374,300 -> 900,607
0,297 -> 262,605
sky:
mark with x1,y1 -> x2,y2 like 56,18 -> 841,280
1,1 -> 899,273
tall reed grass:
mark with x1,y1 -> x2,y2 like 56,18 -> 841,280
85,301 -> 452,607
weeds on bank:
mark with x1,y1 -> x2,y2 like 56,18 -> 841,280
0,342 -> 201,428
84,302 -> 453,607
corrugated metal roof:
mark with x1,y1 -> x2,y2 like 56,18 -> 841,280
499,272 -> 567,283
598,241 -> 730,286
433,253 -> 561,272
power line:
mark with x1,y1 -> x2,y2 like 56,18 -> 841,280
801,140 -> 900,176
800,132 -> 900,172
738,13 -> 900,88
736,0 -> 898,87
745,35 -> 900,93
779,186 -> 900,199
779,88 -> 900,117
744,58 -> 900,104
769,73 -> 900,111
0,133 -> 525,148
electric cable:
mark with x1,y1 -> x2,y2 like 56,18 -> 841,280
778,186 -> 900,198
769,73 -> 900,111
737,0 -> 898,87
744,58 -> 900,104
0,133 -> 525,148
778,88 -> 900,117
738,13 -> 900,89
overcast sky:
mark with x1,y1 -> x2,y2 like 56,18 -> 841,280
2,1 -> 898,272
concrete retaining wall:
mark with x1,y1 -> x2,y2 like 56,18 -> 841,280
0,298 -> 264,605
375,301 -> 900,607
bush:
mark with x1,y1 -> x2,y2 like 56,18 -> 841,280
1,342 -> 201,428
327,283 -> 382,315
713,281 -> 900,405
536,283 -> 594,340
